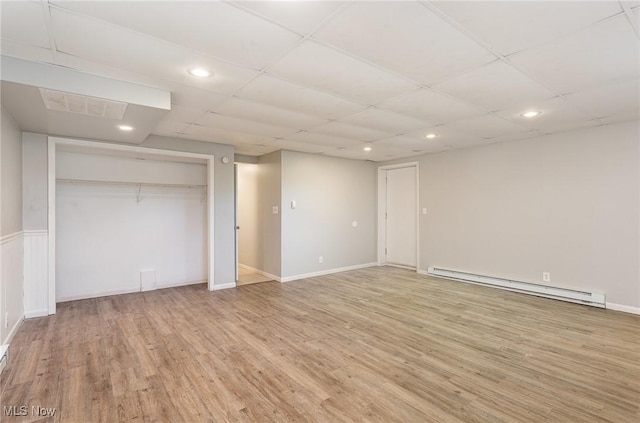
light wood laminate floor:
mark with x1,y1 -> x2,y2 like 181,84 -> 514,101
1,267 -> 638,422
236,267 -> 272,286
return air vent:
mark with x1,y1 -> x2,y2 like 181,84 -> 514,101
39,88 -> 128,119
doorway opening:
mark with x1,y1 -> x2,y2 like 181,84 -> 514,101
235,162 -> 273,286
378,163 -> 419,270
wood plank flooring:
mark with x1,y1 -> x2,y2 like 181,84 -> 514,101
1,266 -> 638,422
236,268 -> 272,287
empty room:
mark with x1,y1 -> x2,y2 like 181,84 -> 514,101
1,1 -> 639,422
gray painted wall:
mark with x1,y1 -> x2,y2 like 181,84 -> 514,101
381,121 -> 640,308
1,107 -> 22,236
258,151 -> 282,277
23,133 -> 49,231
281,151 -> 377,278
1,106 -> 24,345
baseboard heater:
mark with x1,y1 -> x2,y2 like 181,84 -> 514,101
427,266 -> 606,308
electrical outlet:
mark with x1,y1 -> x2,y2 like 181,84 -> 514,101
542,272 -> 551,282
318,256 -> 324,264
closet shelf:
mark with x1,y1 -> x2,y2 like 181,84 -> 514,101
56,178 -> 206,189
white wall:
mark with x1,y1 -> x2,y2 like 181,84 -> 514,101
56,182 -> 207,301
55,151 -> 207,301
281,151 -> 377,279
1,107 -> 24,345
381,121 -> 640,309
237,163 -> 261,270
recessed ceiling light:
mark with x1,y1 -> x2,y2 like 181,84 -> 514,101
425,133 -> 437,139
188,67 -> 212,78
521,111 -> 541,118
363,146 -> 372,152
117,124 -> 134,131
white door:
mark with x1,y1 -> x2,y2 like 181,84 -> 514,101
385,166 -> 417,268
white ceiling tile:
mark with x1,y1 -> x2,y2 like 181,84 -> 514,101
330,143 -> 419,162
373,135 -> 446,155
495,97 -> 596,133
236,75 -> 367,119
313,1 -> 495,85
312,121 -> 392,142
51,9 -> 259,95
51,1 -> 301,69
376,88 -> 485,124
168,84 -> 230,111
563,79 -> 640,120
286,131 -> 362,148
52,52 -> 171,91
1,1 -> 50,48
235,1 -> 345,34
211,98 -> 328,130
264,139 -> 337,154
339,108 -> 431,134
510,15 -> 640,94
267,40 -> 419,104
0,38 -> 54,64
481,130 -> 542,146
184,124 -> 273,146
151,120 -> 190,137
163,105 -> 209,125
196,112 -> 298,139
433,1 -> 622,55
234,143 -> 280,156
402,125 -> 487,150
434,61 -> 555,111
436,114 -> 530,139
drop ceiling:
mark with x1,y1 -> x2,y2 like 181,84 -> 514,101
1,1 -> 638,162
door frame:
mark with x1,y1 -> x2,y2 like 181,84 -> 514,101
47,136 -> 216,315
377,162 -> 420,271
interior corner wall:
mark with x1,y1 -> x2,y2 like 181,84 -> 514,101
258,151 -> 282,278
1,106 -> 24,345
237,163 -> 261,270
281,151 -> 377,279
381,121 -> 640,309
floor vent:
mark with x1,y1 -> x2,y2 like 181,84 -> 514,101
427,266 -> 605,308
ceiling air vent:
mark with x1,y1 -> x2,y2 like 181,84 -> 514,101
39,88 -> 128,119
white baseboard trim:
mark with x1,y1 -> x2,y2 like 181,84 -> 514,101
606,303 -> 640,315
157,279 -> 207,289
417,269 -> 429,276
212,282 -> 237,291
0,344 -> 8,373
25,308 -> 49,319
239,264 -> 281,282
4,315 -> 24,346
57,288 -> 140,303
280,262 -> 378,283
